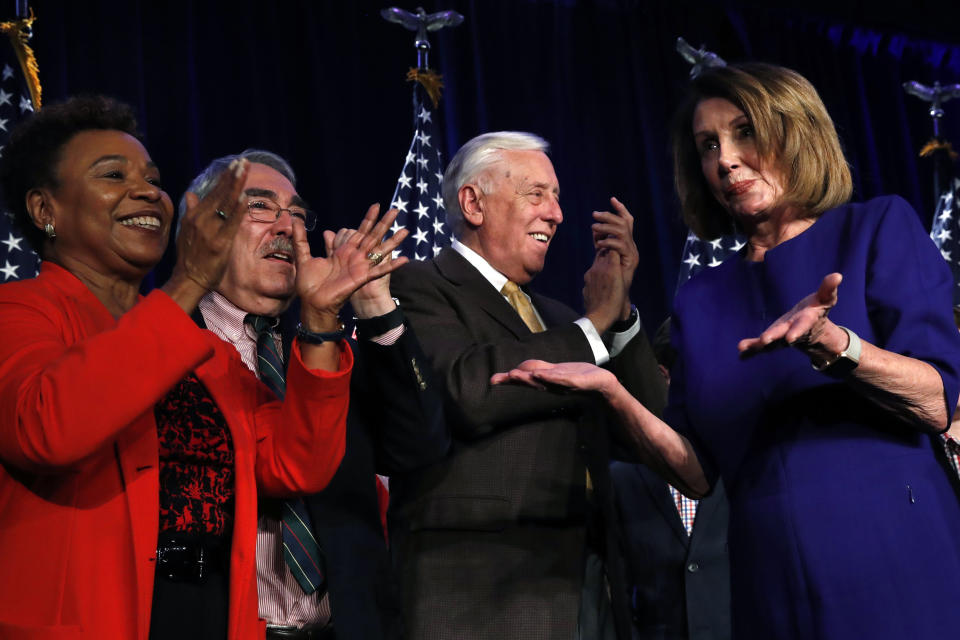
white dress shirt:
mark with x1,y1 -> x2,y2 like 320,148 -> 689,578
450,238 -> 640,364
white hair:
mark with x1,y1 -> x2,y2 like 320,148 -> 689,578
442,131 -> 550,235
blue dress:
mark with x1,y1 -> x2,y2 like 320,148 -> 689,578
668,196 -> 960,639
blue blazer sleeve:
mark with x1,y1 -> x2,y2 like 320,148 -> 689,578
865,196 -> 960,424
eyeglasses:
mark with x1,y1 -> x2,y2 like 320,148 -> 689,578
246,197 -> 317,231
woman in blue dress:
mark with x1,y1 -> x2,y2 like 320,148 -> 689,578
493,63 -> 960,639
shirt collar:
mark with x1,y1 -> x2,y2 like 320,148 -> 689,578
451,237 -> 509,293
944,429 -> 960,449
199,290 -> 257,341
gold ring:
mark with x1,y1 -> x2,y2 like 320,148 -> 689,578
366,251 -> 384,266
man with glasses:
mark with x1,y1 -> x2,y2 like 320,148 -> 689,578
180,149 -> 448,640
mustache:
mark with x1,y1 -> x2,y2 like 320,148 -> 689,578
260,236 -> 294,257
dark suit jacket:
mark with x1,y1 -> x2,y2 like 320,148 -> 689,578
389,248 -> 666,640
610,462 -> 731,640
198,306 -> 448,640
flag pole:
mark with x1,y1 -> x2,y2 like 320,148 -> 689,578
903,80 -> 960,208
381,6 -> 463,260
381,7 -> 463,72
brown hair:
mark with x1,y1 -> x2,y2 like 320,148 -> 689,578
671,63 -> 852,239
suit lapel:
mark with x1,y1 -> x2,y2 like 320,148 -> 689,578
636,465 -> 690,547
530,290 -> 578,328
435,248 -> 533,338
687,482 -> 720,550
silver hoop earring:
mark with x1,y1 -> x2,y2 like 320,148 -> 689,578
44,223 -> 56,239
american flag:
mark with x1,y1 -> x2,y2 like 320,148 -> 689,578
930,177 -> 960,305
676,230 -> 745,290
0,22 -> 40,283
388,81 -> 450,261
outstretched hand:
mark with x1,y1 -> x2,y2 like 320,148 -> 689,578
738,272 -> 843,357
295,204 -> 409,328
491,359 -> 617,395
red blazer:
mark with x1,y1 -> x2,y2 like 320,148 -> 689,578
0,263 -> 351,640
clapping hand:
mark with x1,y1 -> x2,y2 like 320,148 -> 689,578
164,158 -> 250,311
294,204 -> 409,330
592,197 -> 638,320
582,248 -> 626,333
329,206 -> 403,319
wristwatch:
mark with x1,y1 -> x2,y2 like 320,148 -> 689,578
811,325 -> 861,377
297,321 -> 348,345
609,305 -> 639,333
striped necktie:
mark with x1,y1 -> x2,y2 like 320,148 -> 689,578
246,315 -> 325,594
501,280 -> 544,333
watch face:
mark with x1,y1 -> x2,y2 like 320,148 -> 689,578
825,353 -> 858,378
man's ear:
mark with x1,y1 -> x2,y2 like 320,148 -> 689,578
25,188 -> 53,231
458,184 -> 484,228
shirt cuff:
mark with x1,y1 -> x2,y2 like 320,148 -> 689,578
355,306 -> 406,346
606,315 -> 641,358
574,317 -> 610,365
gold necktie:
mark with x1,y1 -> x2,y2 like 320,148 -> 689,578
501,281 -> 545,333
501,281 -> 592,496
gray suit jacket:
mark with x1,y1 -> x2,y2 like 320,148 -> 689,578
389,248 -> 665,640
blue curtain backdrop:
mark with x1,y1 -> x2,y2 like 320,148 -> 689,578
26,0 -> 960,329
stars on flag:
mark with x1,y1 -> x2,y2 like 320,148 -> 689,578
1,231 -> 22,252
390,197 -> 408,213
0,259 -> 18,280
676,230 -> 747,289
388,84 -> 450,261
931,177 -> 960,305
0,52 -> 40,281
682,252 -> 700,268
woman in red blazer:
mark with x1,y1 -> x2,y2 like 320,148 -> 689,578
0,96 -> 405,640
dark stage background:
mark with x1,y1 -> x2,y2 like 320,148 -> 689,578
24,0 -> 960,329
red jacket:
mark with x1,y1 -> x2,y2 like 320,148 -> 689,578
0,263 -> 351,640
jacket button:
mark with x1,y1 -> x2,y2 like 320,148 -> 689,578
687,562 -> 700,573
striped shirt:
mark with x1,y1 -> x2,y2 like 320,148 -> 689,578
199,290 -> 403,627
943,431 -> 960,480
